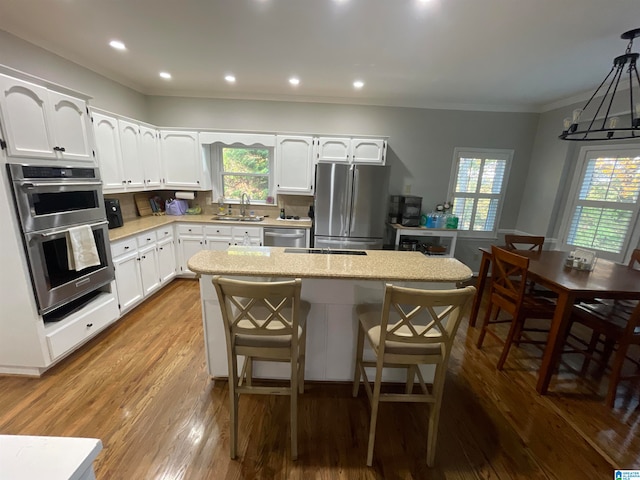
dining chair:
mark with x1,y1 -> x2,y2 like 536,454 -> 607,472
476,246 -> 556,370
212,275 -> 310,460
352,284 -> 476,467
504,234 -> 545,252
567,248 -> 640,407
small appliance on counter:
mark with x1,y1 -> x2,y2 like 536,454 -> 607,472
400,196 -> 422,227
104,198 -> 123,229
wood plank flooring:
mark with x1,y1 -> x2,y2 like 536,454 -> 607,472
0,278 -> 638,479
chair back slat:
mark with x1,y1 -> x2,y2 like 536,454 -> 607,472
490,246 -> 530,310
504,234 -> 544,252
379,285 -> 475,347
213,276 -> 302,337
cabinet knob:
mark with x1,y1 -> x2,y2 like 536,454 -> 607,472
86,323 -> 93,328
127,180 -> 132,184
124,246 -> 129,250
147,238 -> 151,241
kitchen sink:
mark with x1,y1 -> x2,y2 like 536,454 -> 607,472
211,215 -> 264,222
284,248 -> 367,256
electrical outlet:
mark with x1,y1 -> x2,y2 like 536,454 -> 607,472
403,184 -> 412,194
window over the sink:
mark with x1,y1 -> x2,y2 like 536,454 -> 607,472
212,144 -> 275,203
447,147 -> 513,238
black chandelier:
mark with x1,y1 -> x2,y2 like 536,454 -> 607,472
559,28 -> 640,141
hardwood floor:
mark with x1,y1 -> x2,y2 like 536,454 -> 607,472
0,278 -> 638,479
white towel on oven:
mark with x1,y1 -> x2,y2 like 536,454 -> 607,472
66,225 -> 100,271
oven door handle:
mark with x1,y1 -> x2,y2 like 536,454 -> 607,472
21,180 -> 102,189
39,220 -> 109,237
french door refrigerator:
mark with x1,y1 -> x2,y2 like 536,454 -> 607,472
314,163 -> 390,250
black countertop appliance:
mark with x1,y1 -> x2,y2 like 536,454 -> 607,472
105,198 -> 123,229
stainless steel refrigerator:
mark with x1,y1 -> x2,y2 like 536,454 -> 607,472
314,163 -> 390,250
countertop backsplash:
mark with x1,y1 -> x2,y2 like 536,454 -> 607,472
103,192 -> 315,221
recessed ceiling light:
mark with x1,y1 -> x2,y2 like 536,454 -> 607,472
159,72 -> 172,80
225,75 -> 236,83
109,40 -> 126,51
353,80 -> 364,89
289,77 -> 300,86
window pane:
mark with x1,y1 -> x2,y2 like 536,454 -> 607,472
455,158 -> 480,193
452,197 -> 474,230
472,198 -> 499,231
222,175 -> 269,201
479,159 -> 506,194
580,156 -> 640,203
222,148 -> 269,174
567,206 -> 633,253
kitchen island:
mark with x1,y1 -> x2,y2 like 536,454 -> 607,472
189,246 -> 472,381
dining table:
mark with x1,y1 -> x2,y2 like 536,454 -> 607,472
469,247 -> 640,394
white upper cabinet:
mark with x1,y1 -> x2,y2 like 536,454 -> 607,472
92,111 -> 124,192
161,130 -> 204,189
0,74 -> 92,163
275,135 -> 314,195
317,136 -> 387,165
139,125 -> 161,189
118,118 -> 145,189
351,138 -> 386,164
47,91 -> 93,163
317,137 -> 351,163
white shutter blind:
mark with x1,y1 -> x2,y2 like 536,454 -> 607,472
566,155 -> 640,254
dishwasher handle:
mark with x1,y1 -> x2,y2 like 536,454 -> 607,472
264,232 -> 306,238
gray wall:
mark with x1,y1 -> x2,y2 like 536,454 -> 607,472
0,30 -> 148,120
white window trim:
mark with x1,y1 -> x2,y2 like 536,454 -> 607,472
210,142 -> 275,204
558,144 -> 640,263
447,147 -> 513,239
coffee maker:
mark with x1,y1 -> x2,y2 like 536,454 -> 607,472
104,198 -> 123,229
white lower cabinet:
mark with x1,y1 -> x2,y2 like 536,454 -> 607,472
111,226 -> 176,314
113,250 -> 144,313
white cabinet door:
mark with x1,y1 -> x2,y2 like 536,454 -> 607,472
317,137 -> 350,163
275,135 -> 314,195
177,235 -> 204,275
161,130 -> 202,189
92,112 -> 124,191
138,244 -> 160,296
157,237 -> 176,284
351,138 -> 386,164
113,252 -> 144,313
47,91 -> 93,163
118,119 -> 145,189
140,125 -> 161,189
0,75 -> 56,159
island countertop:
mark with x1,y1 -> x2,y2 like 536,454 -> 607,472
188,246 -> 472,282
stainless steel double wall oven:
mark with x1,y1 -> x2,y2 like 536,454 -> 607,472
8,164 -> 114,317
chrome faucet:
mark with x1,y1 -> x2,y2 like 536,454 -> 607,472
240,193 -> 250,217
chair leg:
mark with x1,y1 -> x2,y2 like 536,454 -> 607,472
291,353 -> 299,460
581,331 -> 600,374
405,365 -> 416,394
605,341 -> 630,408
352,323 -> 365,397
476,301 -> 494,348
245,356 -> 253,387
366,359 -> 384,467
426,364 -> 446,467
496,315 -> 522,370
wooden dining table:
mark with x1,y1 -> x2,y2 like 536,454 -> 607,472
469,248 -> 640,394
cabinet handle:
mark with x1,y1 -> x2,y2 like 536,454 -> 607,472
127,180 -> 132,184
86,323 -> 93,328
53,146 -> 66,152
196,180 -> 200,184
159,247 -> 163,250
124,246 -> 130,250
122,180 -> 126,184
142,255 -> 146,259
147,238 -> 151,241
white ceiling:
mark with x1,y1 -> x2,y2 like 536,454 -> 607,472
1,0 -> 639,112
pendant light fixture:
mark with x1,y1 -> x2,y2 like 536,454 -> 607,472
559,28 -> 640,141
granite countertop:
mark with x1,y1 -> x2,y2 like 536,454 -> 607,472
108,215 -> 312,241
188,246 -> 472,282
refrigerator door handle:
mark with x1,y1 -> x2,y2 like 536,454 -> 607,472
343,165 -> 354,236
349,165 -> 360,235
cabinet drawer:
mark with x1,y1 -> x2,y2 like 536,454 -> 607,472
46,293 -> 119,360
177,224 -> 203,236
204,225 -> 232,237
111,237 -> 137,258
233,226 -> 261,238
137,231 -> 157,247
156,226 -> 174,240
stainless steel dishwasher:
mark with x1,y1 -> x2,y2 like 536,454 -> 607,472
263,227 -> 307,247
